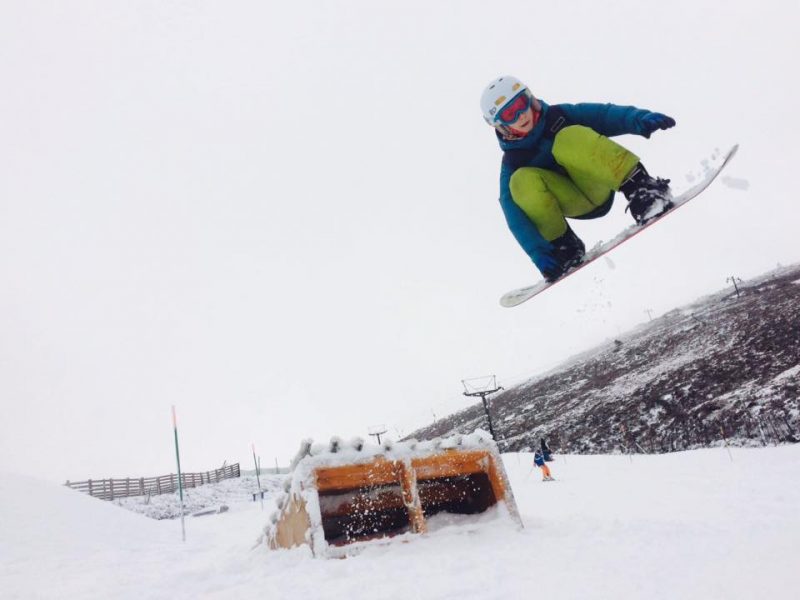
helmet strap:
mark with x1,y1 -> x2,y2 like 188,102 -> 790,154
496,124 -> 524,141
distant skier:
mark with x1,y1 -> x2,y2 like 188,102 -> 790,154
480,75 -> 676,282
534,448 -> 554,481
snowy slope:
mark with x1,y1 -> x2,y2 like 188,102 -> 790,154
2,445 -> 799,599
410,263 -> 800,453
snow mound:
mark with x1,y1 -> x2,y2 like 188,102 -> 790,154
2,446 -> 800,599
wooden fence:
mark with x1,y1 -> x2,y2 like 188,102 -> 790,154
65,463 -> 241,501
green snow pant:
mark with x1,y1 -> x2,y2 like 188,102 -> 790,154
508,125 -> 640,241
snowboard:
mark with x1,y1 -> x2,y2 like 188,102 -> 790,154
500,144 -> 739,308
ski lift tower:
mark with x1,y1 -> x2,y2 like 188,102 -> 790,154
368,424 -> 388,445
462,376 -> 504,441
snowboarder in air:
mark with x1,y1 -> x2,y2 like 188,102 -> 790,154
534,448 -> 554,481
480,75 -> 676,282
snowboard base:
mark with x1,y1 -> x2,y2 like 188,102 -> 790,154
500,144 -> 739,308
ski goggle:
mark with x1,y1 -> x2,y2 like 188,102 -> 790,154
496,91 -> 532,125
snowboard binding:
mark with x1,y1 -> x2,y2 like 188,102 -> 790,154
544,225 -> 585,283
620,163 -> 674,225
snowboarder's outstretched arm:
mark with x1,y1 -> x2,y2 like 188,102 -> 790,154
559,103 -> 675,138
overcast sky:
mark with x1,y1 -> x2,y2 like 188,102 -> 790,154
1,1 -> 798,481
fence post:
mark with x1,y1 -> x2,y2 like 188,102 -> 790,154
67,465 -> 246,500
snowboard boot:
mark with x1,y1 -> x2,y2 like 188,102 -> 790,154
544,225 -> 585,283
620,163 -> 674,225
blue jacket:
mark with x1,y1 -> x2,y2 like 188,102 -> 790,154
498,100 -> 654,273
534,449 -> 546,467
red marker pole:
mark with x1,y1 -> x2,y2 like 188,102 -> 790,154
172,405 -> 186,541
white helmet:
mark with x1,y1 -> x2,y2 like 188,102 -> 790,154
480,75 -> 529,126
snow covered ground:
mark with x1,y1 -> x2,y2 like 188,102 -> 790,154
115,474 -> 281,520
2,446 -> 799,599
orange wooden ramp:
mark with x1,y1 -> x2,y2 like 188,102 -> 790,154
266,439 -> 521,556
